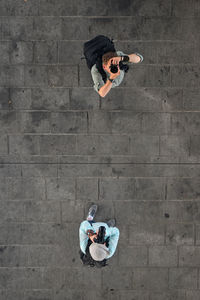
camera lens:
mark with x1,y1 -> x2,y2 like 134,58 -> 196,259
110,64 -> 118,74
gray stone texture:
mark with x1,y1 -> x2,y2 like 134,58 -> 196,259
0,0 -> 200,299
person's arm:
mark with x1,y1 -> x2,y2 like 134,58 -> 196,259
79,220 -> 93,254
99,70 -> 121,98
127,53 -> 142,63
114,52 -> 143,64
107,227 -> 120,259
98,79 -> 113,98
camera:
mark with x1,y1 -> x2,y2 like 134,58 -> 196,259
94,226 -> 106,244
109,63 -> 118,74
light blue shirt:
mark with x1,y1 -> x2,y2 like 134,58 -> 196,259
79,220 -> 120,259
91,50 -> 126,93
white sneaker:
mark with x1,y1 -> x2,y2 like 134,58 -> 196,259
87,204 -> 98,221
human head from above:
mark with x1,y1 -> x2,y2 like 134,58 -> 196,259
89,242 -> 110,261
102,51 -> 119,74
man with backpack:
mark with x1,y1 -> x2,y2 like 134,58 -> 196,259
83,35 -> 143,97
79,204 -> 119,267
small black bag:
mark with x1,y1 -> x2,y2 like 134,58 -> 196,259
83,35 -> 116,70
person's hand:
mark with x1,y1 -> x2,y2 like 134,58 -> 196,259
128,53 -> 141,63
88,229 -> 99,243
89,234 -> 97,243
87,229 -> 95,237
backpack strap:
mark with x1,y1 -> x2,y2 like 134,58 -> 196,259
96,56 -> 107,83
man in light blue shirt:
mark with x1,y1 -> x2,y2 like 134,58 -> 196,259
91,51 -> 143,97
79,204 -> 119,267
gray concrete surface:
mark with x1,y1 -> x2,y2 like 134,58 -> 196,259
0,0 -> 200,299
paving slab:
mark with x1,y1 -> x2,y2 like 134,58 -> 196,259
0,0 -> 200,299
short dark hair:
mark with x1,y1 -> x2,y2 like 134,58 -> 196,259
102,51 -> 117,65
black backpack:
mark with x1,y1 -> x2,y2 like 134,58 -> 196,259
83,35 -> 116,70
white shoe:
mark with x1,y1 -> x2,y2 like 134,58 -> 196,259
87,204 -> 98,221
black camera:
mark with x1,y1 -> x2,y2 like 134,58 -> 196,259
109,63 -> 118,74
94,226 -> 106,244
